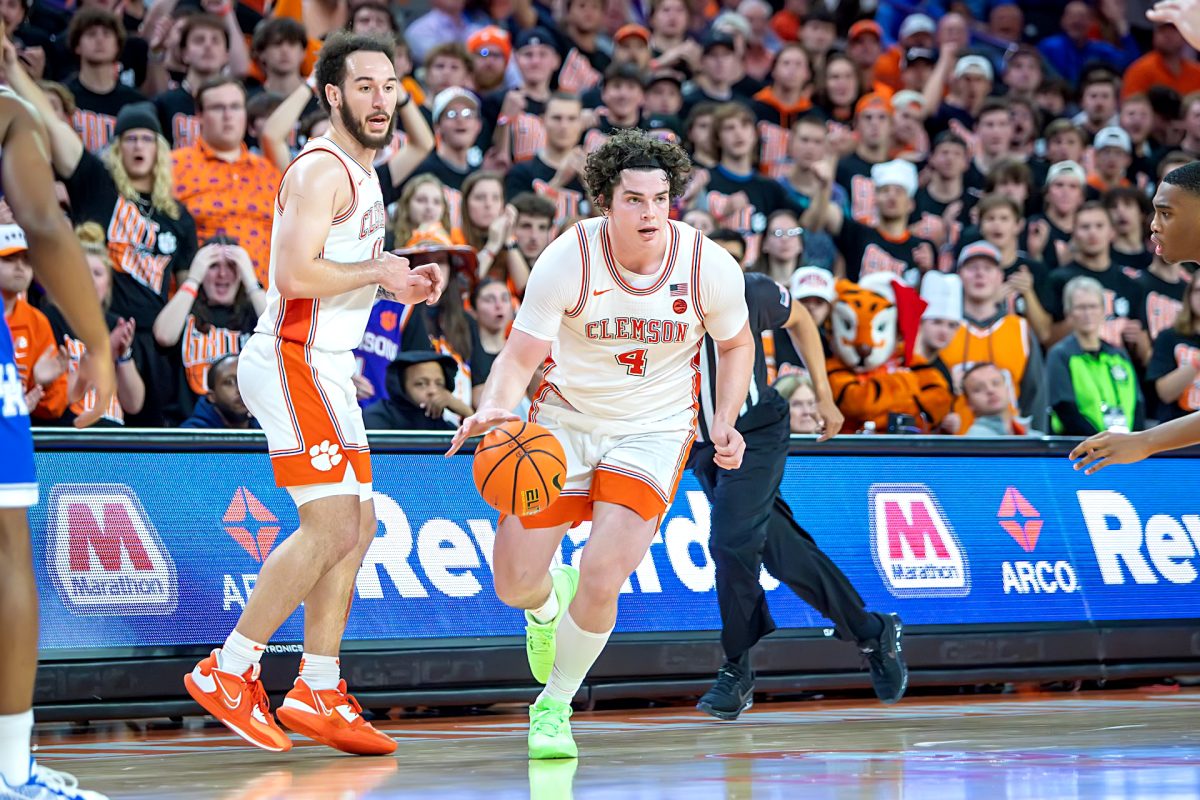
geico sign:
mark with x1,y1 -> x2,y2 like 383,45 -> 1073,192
1078,489 -> 1200,585
45,484 -> 178,616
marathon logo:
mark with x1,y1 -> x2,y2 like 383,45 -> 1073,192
1078,490 -> 1200,586
45,485 -> 178,616
870,484 -> 970,598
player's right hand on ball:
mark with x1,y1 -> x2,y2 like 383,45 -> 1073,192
445,407 -> 520,457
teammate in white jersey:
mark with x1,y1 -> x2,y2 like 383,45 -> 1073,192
185,32 -> 442,756
448,128 -> 754,759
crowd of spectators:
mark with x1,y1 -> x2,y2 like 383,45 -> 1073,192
2,0 -> 1197,438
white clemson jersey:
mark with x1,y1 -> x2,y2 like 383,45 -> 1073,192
514,217 -> 748,423
255,136 -> 388,353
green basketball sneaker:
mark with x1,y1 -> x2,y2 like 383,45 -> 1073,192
528,696 -> 578,759
525,565 -> 579,684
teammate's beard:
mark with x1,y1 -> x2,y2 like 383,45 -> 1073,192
339,102 -> 395,150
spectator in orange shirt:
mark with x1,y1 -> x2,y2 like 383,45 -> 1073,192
0,226 -> 67,422
173,77 -> 282,287
1123,23 -> 1200,100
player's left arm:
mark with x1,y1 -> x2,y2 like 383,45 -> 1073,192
702,246 -> 753,469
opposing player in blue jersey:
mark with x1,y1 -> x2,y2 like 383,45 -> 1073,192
0,87 -> 116,799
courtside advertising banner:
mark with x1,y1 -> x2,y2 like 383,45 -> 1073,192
29,450 -> 1200,651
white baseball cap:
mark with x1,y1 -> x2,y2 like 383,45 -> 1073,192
789,266 -> 836,303
0,224 -> 28,257
1094,126 -> 1132,154
871,159 -> 919,198
954,55 -> 994,81
899,13 -> 936,40
432,87 -> 480,122
1045,160 -> 1087,187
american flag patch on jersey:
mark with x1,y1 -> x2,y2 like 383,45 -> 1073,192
670,283 -> 688,296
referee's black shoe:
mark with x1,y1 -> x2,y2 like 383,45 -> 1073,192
860,612 -> 908,705
697,654 -> 754,720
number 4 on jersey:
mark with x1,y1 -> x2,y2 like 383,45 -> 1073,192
615,348 -> 648,376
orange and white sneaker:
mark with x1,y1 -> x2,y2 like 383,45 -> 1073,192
183,650 -> 292,752
276,678 -> 397,755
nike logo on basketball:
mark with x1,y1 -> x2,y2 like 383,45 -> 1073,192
593,289 -> 612,296
551,473 -> 563,491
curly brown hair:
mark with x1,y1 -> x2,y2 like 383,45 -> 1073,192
585,128 -> 693,211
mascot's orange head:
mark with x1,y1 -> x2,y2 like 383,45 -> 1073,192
830,274 -> 898,371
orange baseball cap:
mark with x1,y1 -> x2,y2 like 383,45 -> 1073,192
848,20 -> 883,41
615,24 -> 651,44
854,92 -> 893,117
466,26 -> 512,62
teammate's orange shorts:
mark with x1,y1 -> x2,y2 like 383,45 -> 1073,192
238,332 -> 373,506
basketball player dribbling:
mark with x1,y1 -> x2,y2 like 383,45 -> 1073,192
447,128 -> 755,759
1071,161 -> 1200,472
0,91 -> 116,798
184,32 -> 443,755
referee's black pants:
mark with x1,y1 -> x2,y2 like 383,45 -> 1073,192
690,414 -> 877,662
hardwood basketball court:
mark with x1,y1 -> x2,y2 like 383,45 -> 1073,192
35,689 -> 1200,798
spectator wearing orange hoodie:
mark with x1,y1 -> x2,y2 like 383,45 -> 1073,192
751,43 -> 813,179
0,226 -> 67,422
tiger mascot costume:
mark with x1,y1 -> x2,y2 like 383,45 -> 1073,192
826,273 -> 952,434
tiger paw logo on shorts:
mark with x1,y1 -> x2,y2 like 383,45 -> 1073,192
309,440 -> 342,471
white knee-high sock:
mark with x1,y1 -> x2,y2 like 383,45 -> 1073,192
538,611 -> 612,705
0,709 -> 32,786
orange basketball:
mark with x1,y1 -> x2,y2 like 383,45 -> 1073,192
472,421 -> 567,517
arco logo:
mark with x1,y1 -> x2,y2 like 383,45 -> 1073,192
997,486 -> 1043,553
223,487 -> 280,564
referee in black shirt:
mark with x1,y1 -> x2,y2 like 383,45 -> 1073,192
690,270 -> 908,720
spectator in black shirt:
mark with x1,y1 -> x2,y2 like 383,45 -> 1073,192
1148,279 -> 1200,421
915,132 -> 969,239
1104,186 -> 1154,273
1048,202 -> 1151,362
1135,256 -> 1189,341
505,93 -> 590,227
967,99 -> 1017,191
812,52 -> 862,125
808,157 -> 936,284
1029,160 -> 1087,270
705,102 -> 803,265
975,193 -> 1054,344
153,14 -> 238,149
554,0 -> 611,95
407,87 -> 483,231
1001,45 -> 1043,102
582,63 -> 645,151
179,353 -> 259,429
65,8 -> 146,152
484,28 -> 558,167
680,31 -> 744,119
835,93 -> 894,227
